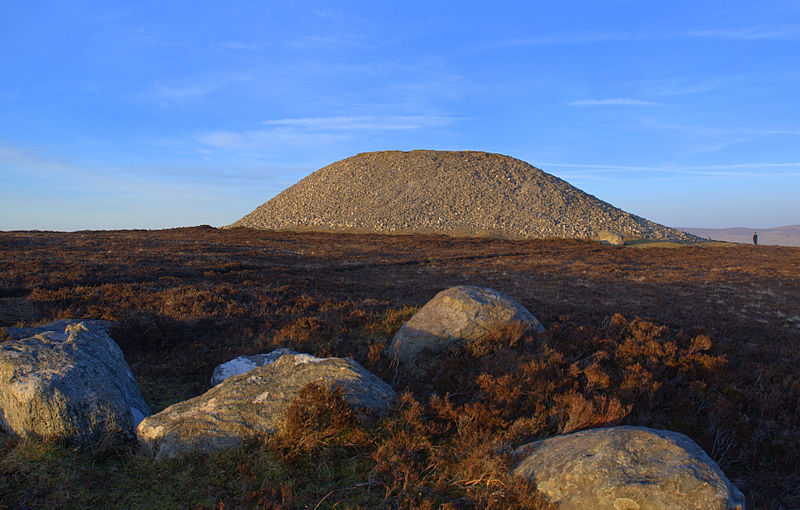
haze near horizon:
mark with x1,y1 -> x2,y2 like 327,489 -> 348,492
1,1 -> 799,231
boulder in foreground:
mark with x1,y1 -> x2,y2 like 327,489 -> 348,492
137,353 -> 396,460
513,425 -> 745,510
389,285 -> 544,368
0,320 -> 151,447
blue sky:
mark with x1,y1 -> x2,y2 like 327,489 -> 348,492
1,1 -> 799,231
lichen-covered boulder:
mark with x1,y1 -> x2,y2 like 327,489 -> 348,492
0,320 -> 151,447
138,353 -> 396,460
593,230 -> 625,246
389,285 -> 543,367
210,348 -> 298,386
513,426 -> 745,510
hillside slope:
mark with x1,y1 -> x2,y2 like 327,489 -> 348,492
230,150 -> 697,241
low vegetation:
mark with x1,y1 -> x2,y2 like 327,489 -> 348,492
1,228 -> 798,508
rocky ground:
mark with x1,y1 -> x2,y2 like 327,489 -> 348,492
230,150 -> 700,242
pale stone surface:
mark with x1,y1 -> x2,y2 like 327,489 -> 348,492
594,230 -> 625,246
210,348 -> 298,386
0,320 -> 151,447
228,150 -> 700,242
138,354 -> 396,460
513,426 -> 745,510
389,285 -> 544,367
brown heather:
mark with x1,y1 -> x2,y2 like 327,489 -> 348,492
229,150 -> 699,242
0,227 -> 798,508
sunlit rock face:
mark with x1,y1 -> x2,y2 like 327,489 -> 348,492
229,150 -> 699,242
513,426 -> 745,510
0,320 -> 151,447
137,353 -> 396,460
389,285 -> 544,369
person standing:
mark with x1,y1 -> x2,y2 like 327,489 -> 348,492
753,232 -> 758,245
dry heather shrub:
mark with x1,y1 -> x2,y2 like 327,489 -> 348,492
280,383 -> 357,452
370,393 -> 444,504
465,321 -> 533,358
556,391 -> 631,434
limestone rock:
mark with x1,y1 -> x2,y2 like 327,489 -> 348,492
513,426 -> 745,510
389,285 -> 544,367
594,230 -> 625,246
0,320 -> 151,447
137,353 -> 396,460
228,150 -> 700,242
210,348 -> 298,386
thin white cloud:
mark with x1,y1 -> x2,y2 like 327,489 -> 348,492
478,24 -> 800,51
568,98 -> 662,106
261,115 -> 456,130
542,161 -> 800,180
219,41 -> 262,50
477,32 -> 646,50
197,128 -> 348,151
147,72 -> 254,103
198,114 -> 457,151
686,25 -> 800,40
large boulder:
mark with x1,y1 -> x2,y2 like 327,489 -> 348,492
210,348 -> 298,386
513,426 -> 745,510
389,285 -> 544,367
593,230 -> 625,246
0,320 -> 151,447
138,353 -> 396,460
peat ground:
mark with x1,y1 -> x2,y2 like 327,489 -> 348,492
0,227 -> 798,508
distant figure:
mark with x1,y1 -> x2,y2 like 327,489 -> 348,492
753,232 -> 758,245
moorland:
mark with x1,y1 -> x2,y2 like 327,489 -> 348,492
0,227 -> 798,508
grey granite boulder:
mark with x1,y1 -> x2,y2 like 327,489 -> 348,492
593,230 -> 625,246
513,426 -> 745,510
0,320 -> 151,447
210,348 -> 298,386
389,285 -> 544,367
138,353 -> 396,460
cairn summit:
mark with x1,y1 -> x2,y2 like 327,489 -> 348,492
229,150 -> 696,241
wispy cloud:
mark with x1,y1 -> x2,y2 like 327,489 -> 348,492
198,128 -> 347,151
647,79 -> 724,97
198,114 -> 459,151
542,161 -> 800,180
147,72 -> 253,103
685,25 -> 800,41
219,41 -> 262,51
477,32 -> 646,50
478,24 -> 800,51
568,98 -> 662,106
261,115 -> 456,130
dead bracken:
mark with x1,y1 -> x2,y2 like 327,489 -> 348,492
0,227 -> 797,508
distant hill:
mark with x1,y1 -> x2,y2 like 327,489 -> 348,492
681,225 -> 800,247
230,150 -> 699,242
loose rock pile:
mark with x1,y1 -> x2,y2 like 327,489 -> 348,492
229,150 -> 700,242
